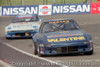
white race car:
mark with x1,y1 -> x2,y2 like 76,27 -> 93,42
5,14 -> 42,39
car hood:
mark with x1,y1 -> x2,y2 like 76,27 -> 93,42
6,21 -> 41,31
43,30 -> 88,44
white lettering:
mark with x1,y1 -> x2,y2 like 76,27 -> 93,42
13,8 -> 18,15
70,5 -> 76,13
53,6 -> 60,13
25,7 -> 30,14
82,5 -> 90,12
31,7 -> 38,14
3,8 -> 10,15
3,7 -> 38,15
19,7 -> 25,15
76,5 -> 83,12
63,6 -> 69,13
53,4 -> 90,14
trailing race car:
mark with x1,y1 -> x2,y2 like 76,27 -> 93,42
32,19 -> 94,57
5,14 -> 42,39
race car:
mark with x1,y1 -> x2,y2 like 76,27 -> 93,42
5,14 -> 42,39
32,19 -> 94,57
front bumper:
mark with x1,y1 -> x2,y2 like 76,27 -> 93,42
39,42 -> 93,55
6,31 -> 36,38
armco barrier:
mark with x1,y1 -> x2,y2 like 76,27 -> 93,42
1,3 -> 91,16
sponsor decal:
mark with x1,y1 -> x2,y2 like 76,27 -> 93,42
8,27 -> 11,30
47,33 -> 84,38
33,26 -> 37,28
39,5 -> 52,15
47,36 -> 85,42
52,3 -> 90,15
0,7 -> 2,16
49,20 -> 69,24
2,5 -> 38,16
91,2 -> 100,14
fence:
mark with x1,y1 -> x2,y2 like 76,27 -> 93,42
0,0 -> 97,6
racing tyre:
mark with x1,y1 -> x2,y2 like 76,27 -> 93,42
84,50 -> 93,55
6,37 -> 12,39
33,42 -> 38,55
38,51 -> 43,57
36,41 -> 43,57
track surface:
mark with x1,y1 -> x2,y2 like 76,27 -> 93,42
0,14 -> 100,67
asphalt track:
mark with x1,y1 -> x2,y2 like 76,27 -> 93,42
0,14 -> 100,67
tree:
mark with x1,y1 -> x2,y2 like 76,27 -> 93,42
7,0 -> 12,6
21,0 -> 24,5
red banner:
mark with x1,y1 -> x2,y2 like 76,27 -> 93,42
91,2 -> 100,14
97,0 -> 100,1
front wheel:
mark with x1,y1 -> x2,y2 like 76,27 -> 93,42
33,42 -> 38,55
38,51 -> 43,57
36,41 -> 44,57
84,50 -> 93,55
6,37 -> 12,39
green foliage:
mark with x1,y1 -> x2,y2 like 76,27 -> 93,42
0,0 -> 98,6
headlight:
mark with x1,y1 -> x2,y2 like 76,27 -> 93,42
89,40 -> 92,43
84,41 -> 89,44
39,44 -> 44,47
89,40 -> 93,48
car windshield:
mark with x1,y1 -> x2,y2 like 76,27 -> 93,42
42,20 -> 80,33
13,16 -> 39,23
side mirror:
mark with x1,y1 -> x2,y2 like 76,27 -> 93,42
40,18 -> 43,21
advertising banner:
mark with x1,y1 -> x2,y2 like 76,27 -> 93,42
52,3 -> 91,15
0,7 -> 2,16
1,3 -> 91,16
2,5 -> 39,16
91,2 -> 100,14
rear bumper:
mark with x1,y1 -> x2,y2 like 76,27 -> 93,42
39,44 -> 93,55
6,31 -> 36,38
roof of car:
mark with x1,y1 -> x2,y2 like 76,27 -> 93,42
15,14 -> 37,18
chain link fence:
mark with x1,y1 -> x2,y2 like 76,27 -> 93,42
0,0 -> 97,6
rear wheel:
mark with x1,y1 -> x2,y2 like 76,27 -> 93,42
84,50 -> 93,55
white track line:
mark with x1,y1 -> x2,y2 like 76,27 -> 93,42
0,40 -> 69,67
0,60 -> 13,67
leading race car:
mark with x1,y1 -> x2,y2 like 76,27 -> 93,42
32,19 -> 94,57
5,14 -> 42,39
